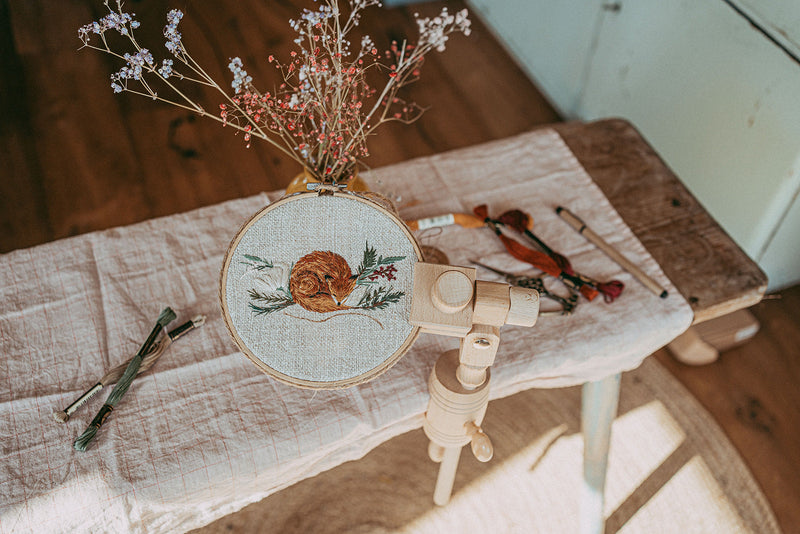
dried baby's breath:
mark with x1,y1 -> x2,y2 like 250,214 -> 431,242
79,1 -> 471,184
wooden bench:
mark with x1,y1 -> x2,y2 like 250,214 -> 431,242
555,119 -> 768,324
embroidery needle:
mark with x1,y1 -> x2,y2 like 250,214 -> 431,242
556,206 -> 668,299
54,315 -> 206,423
73,307 -> 177,452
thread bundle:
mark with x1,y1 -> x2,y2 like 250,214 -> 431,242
73,307 -> 177,452
473,205 -> 624,303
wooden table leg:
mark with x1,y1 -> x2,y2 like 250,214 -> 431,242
433,446 -> 463,506
581,373 -> 621,534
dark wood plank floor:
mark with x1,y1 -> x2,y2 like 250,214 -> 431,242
0,0 -> 558,253
2,0 -> 797,531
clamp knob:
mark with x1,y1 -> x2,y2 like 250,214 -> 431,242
466,421 -> 493,462
432,270 -> 474,313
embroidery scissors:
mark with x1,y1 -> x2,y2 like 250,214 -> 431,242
471,261 -> 579,316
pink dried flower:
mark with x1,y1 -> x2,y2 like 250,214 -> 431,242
78,0 -> 471,185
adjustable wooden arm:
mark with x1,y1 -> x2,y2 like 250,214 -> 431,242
409,262 -> 539,505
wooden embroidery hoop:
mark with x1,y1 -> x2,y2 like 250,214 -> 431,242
219,190 -> 423,389
220,188 -> 542,505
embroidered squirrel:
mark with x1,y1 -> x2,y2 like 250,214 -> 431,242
289,251 -> 357,313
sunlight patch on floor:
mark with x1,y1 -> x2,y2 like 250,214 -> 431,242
397,399 -> 749,533
604,400 -> 686,514
619,455 -> 750,533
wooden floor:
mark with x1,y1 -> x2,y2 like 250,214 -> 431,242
656,287 -> 800,533
2,0 -> 798,531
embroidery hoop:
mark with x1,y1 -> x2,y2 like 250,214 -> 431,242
219,191 -> 423,389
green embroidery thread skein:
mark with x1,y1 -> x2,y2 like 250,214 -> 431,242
73,307 -> 177,452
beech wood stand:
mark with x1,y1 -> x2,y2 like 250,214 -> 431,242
409,262 -> 540,505
409,260 -> 627,532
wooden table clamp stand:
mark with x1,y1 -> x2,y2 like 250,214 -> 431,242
410,262 -> 540,505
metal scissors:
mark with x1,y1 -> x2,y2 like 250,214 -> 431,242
471,261 -> 579,316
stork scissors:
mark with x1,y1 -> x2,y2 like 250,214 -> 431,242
471,261 -> 579,316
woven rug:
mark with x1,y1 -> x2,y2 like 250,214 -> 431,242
192,355 -> 780,534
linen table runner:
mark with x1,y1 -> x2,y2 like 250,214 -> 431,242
0,129 -> 692,533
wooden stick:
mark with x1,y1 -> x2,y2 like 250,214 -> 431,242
556,206 -> 668,299
433,446 -> 462,506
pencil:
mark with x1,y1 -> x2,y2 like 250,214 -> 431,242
556,206 -> 668,299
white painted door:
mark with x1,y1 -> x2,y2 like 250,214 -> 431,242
579,0 -> 800,289
468,0 -> 800,289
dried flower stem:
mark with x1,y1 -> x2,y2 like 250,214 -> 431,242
78,0 -> 471,184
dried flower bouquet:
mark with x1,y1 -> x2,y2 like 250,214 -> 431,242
79,0 -> 471,185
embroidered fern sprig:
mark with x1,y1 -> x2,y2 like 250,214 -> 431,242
241,254 -> 274,271
354,286 -> 405,310
247,288 -> 294,315
356,243 -> 377,275
355,242 -> 405,286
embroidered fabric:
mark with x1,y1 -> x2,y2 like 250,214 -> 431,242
221,193 -> 420,387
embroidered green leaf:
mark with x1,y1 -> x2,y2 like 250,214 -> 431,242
241,254 -> 274,271
354,286 -> 405,310
247,288 -> 294,315
377,255 -> 405,266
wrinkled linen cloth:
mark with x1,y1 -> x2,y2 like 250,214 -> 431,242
0,129 -> 692,533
